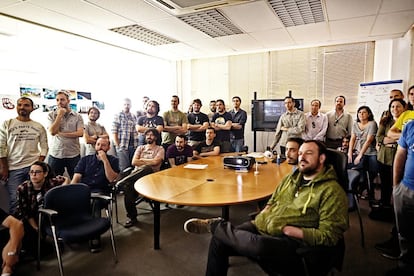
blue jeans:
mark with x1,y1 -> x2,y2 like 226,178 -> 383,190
230,139 -> 244,152
7,166 -> 30,213
47,155 -> 80,178
116,146 -> 136,171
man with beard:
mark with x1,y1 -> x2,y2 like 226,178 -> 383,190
269,96 -> 305,159
71,136 -> 119,252
122,128 -> 164,228
136,100 -> 164,146
161,95 -> 188,150
184,140 -> 348,276
166,135 -> 193,167
211,99 -> 233,152
48,90 -> 84,178
0,97 -> 48,213
112,98 -> 138,171
84,107 -> 108,155
187,99 -> 209,148
325,96 -> 353,149
285,137 -> 304,167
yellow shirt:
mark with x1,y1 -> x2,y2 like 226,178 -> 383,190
393,110 -> 414,131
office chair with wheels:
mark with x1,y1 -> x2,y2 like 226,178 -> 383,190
325,149 -> 364,247
37,184 -> 117,276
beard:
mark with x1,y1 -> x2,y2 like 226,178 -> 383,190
298,161 -> 318,176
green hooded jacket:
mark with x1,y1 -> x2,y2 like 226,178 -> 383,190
253,164 -> 349,246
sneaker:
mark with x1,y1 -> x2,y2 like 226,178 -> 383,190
381,252 -> 401,260
124,218 -> 138,228
184,217 -> 223,234
89,238 -> 101,253
375,237 -> 399,253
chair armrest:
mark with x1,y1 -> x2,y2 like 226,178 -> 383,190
38,207 -> 58,217
91,193 -> 112,202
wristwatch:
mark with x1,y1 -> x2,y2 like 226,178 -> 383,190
7,251 -> 17,256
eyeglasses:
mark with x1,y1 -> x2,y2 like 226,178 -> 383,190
29,170 -> 44,175
312,122 -> 316,128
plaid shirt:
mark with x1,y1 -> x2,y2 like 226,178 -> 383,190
15,178 -> 64,220
111,111 -> 138,149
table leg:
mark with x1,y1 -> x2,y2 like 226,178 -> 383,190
153,201 -> 160,250
222,206 -> 229,220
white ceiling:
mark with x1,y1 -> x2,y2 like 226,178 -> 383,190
0,0 -> 413,61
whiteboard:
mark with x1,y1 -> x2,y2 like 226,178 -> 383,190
357,80 -> 403,123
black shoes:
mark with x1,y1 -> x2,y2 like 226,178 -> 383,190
124,218 -> 138,228
375,237 -> 400,260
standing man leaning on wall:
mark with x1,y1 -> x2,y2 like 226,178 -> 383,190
269,96 -> 305,159
0,97 -> 48,214
161,95 -> 188,150
325,95 -> 353,149
48,90 -> 84,178
211,99 -> 233,153
112,98 -> 138,171
230,96 -> 247,152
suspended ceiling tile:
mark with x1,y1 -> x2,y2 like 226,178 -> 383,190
215,33 -> 263,51
220,1 -> 283,32
326,0 -> 381,20
371,11 -> 414,36
27,0 -> 133,28
380,0 -> 414,13
288,22 -> 330,44
79,0 -> 171,23
330,16 -> 376,40
249,28 -> 294,48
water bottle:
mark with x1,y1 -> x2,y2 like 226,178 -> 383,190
276,154 -> 281,165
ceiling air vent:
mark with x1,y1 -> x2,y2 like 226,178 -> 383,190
268,0 -> 325,27
109,24 -> 178,46
145,0 -> 254,15
178,9 -> 243,38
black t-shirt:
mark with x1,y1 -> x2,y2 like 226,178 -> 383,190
187,112 -> 209,141
195,139 -> 221,154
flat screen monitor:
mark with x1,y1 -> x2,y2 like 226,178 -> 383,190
251,98 -> 304,131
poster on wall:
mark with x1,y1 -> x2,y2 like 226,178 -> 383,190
16,85 -> 104,113
357,80 -> 403,123
0,94 -> 18,112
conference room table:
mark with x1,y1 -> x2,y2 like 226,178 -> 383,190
134,154 -> 292,249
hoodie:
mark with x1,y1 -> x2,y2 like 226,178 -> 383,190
253,164 -> 348,247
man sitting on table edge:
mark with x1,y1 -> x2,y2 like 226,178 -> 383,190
0,208 -> 24,276
184,140 -> 348,276
193,127 -> 220,159
122,128 -> 164,228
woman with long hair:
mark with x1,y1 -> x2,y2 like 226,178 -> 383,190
376,99 -> 407,207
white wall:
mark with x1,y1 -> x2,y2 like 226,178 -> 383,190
0,22 -> 176,137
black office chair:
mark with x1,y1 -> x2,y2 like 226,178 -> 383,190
114,165 -> 155,223
37,184 -> 117,276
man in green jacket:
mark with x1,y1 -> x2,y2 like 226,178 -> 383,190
184,140 -> 348,275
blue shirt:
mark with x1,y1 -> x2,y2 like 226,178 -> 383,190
74,154 -> 120,193
398,120 -> 414,190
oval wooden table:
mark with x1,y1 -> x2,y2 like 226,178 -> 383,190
134,155 -> 292,249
